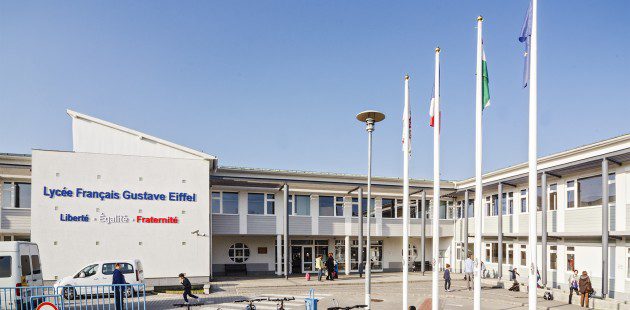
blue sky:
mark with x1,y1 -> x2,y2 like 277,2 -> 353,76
1,1 -> 628,180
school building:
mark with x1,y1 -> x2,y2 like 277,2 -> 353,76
0,110 -> 628,300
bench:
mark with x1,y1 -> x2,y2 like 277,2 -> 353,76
224,264 -> 247,276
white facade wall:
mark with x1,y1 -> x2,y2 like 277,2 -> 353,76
31,150 -> 210,281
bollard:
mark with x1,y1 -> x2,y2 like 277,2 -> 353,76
304,288 -> 319,310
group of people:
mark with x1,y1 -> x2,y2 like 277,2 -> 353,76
315,253 -> 339,281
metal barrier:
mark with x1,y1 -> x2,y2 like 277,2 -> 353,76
0,284 -> 146,310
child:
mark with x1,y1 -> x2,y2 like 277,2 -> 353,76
179,273 -> 200,305
444,264 -> 451,292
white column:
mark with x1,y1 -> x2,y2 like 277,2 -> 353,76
432,47 -> 441,310
474,16 -> 484,310
345,235 -> 351,275
276,234 -> 282,275
239,192 -> 247,234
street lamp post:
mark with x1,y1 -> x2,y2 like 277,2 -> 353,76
356,110 -> 385,309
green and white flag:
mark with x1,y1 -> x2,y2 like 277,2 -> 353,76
482,49 -> 490,110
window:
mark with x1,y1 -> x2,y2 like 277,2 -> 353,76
335,197 -> 344,216
102,263 -> 134,275
247,193 -> 275,215
211,192 -> 221,213
410,200 -> 418,218
520,245 -> 527,266
1,182 -> 31,209
76,264 -> 98,278
549,184 -> 557,211
382,199 -> 395,218
318,196 -> 335,216
20,255 -> 31,276
228,243 -> 250,263
567,181 -> 575,209
248,193 -> 265,215
549,246 -> 557,270
508,192 -> 514,214
537,186 -> 542,211
485,196 -> 491,217
31,255 -> 41,275
609,173 -> 616,204
507,244 -> 514,265
492,195 -> 499,216
485,243 -> 491,263
567,246 -> 575,271
294,195 -> 311,216
211,192 -> 239,214
351,198 -> 375,217
267,194 -> 275,214
0,257 -> 11,278
520,189 -> 528,213
395,199 -> 404,218
577,174 -> 615,208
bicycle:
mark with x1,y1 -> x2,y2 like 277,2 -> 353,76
234,297 -> 267,310
267,296 -> 295,310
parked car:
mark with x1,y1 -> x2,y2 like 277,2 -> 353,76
0,242 -> 44,309
53,259 -> 144,299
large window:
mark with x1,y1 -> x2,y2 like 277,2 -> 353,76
577,174 -> 616,208
548,184 -> 557,211
520,189 -> 528,213
247,193 -> 275,215
211,192 -> 239,214
382,199 -> 396,218
319,196 -> 335,216
294,195 -> 311,216
0,257 -> 11,278
1,182 -> 31,209
351,198 -> 375,217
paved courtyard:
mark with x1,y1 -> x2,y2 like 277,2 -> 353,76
140,272 -> 586,309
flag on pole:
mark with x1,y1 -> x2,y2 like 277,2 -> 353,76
482,49 -> 490,110
402,75 -> 411,155
429,88 -> 435,127
519,0 -> 533,88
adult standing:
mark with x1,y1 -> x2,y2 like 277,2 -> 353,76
112,263 -> 127,310
325,253 -> 335,281
464,254 -> 474,291
568,270 -> 579,304
578,271 -> 593,308
315,255 -> 324,281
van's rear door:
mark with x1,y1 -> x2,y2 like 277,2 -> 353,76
29,244 -> 43,286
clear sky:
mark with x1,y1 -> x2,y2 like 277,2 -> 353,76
1,1 -> 629,181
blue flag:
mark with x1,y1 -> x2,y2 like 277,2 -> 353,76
519,1 -> 533,88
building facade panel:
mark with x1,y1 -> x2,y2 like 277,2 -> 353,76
212,214 -> 239,234
1,209 -> 31,230
247,215 -> 276,235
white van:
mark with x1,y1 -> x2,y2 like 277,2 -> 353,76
54,259 -> 144,299
0,242 -> 44,308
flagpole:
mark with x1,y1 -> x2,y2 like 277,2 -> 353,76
527,0 -> 538,308
402,74 -> 410,310
473,16 -> 483,310
431,46 -> 441,310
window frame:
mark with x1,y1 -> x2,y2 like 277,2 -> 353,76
2,182 -> 31,209
566,181 -> 576,209
548,184 -> 557,211
318,196 -> 336,217
211,191 -> 239,215
549,245 -> 557,270
247,193 -> 275,215
520,189 -> 528,213
566,246 -> 576,272
288,194 -> 311,216
228,243 -> 250,264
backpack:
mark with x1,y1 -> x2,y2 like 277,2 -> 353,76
543,291 -> 553,300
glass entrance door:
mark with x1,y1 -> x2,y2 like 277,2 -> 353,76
302,246 -> 314,273
291,246 -> 302,274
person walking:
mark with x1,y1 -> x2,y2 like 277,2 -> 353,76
179,273 -> 199,305
112,263 -> 127,310
464,254 -> 474,291
315,255 -> 324,281
578,271 -> 593,308
444,264 -> 452,292
480,261 -> 486,279
325,253 -> 335,281
508,268 -> 520,291
568,270 -> 579,304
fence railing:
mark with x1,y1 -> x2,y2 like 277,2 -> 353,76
0,284 -> 146,310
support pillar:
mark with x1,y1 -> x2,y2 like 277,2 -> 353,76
345,235 -> 351,275
541,172 -> 547,287
276,234 -> 282,276
464,190 -> 469,260
602,159 -> 609,298
498,183 -> 503,280
284,184 -> 289,279
358,187 -> 363,277
421,191 -> 426,274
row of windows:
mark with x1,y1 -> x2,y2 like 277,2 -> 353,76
456,173 -> 616,217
